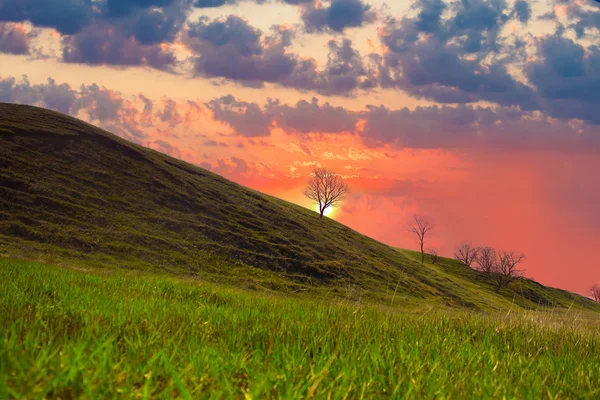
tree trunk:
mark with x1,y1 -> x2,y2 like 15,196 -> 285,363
319,207 -> 324,218
420,243 -> 424,264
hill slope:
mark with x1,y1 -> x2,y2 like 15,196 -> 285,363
0,103 -> 597,311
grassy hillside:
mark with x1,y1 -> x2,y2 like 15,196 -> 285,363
0,102 -> 598,311
2,260 -> 600,399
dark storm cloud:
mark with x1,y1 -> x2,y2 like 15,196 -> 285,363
0,23 -> 32,55
301,0 -> 377,33
186,16 -> 375,95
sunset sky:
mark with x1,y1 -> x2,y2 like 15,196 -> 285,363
1,0 -> 599,296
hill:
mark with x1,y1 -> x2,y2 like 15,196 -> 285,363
0,102 -> 598,312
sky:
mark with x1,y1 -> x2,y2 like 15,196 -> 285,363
1,0 -> 599,296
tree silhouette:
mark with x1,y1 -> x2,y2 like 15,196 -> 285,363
455,243 -> 479,267
304,168 -> 349,218
591,284 -> 600,303
407,215 -> 434,264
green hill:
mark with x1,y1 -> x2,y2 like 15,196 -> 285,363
0,103 -> 597,312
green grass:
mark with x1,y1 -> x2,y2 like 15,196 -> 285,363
1,259 -> 599,399
1,102 -> 598,312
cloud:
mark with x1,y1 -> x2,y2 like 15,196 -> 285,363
192,0 -> 313,8
511,0 -> 531,23
0,0 -> 188,37
185,16 -> 374,95
158,98 -> 183,127
552,0 -> 600,39
186,16 -> 298,86
0,23 -> 32,55
120,3 -> 190,46
206,95 -> 358,136
204,90 -> 600,152
526,33 -> 600,123
61,22 -> 177,70
3,73 -> 599,155
0,75 -> 189,142
302,0 -> 377,33
0,0 -> 94,35
0,0 -> 189,70
359,103 -> 600,152
0,76 -> 78,114
267,97 -> 358,134
377,0 -> 538,110
206,94 -> 274,137
102,0 -> 183,18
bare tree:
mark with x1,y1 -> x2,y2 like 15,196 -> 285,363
407,215 -> 434,264
454,243 -> 479,267
473,246 -> 526,291
590,284 -> 600,303
493,250 -> 526,291
428,248 -> 440,265
304,168 -> 349,218
473,246 -> 497,273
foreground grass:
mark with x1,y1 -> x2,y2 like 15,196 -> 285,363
1,260 -> 599,399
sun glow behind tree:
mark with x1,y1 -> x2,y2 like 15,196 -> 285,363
315,202 -> 336,218
304,168 -> 349,218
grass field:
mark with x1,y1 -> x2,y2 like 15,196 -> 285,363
2,259 -> 599,399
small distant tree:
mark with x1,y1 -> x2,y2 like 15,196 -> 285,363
591,284 -> 600,303
473,246 -> 497,273
493,250 -> 526,291
455,243 -> 479,267
473,246 -> 525,291
304,168 -> 349,218
407,215 -> 434,264
428,248 -> 440,265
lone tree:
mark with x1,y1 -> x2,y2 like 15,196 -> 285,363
591,284 -> 600,303
407,215 -> 434,264
455,243 -> 479,267
304,168 -> 349,218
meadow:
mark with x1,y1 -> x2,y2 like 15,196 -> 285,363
2,259 -> 599,399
